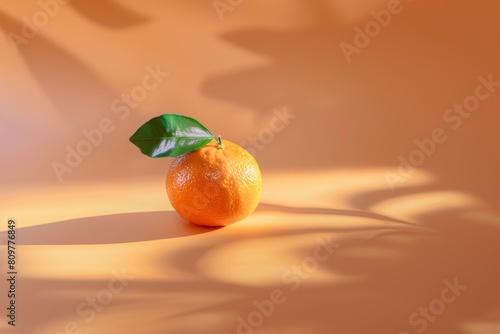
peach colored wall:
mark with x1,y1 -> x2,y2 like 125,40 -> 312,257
1,1 -> 498,208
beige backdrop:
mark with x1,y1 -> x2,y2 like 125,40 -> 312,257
1,1 -> 499,334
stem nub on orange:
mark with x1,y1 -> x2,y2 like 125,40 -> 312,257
166,139 -> 262,226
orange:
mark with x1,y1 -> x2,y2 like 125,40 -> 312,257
166,139 -> 262,226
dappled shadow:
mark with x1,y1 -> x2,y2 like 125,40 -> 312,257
148,201 -> 500,333
8,169 -> 500,334
0,9 -> 152,184
3,0 -> 500,332
41,207 -> 493,334
201,0 -> 500,210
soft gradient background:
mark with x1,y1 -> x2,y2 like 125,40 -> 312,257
1,1 -> 499,334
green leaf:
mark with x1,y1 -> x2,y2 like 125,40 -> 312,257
129,114 -> 215,158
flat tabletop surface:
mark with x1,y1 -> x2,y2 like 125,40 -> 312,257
2,169 -> 500,334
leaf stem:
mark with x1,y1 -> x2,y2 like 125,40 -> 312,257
216,135 -> 225,149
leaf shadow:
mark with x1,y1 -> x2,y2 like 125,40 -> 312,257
70,0 -> 148,28
0,10 -> 118,129
257,202 -> 426,230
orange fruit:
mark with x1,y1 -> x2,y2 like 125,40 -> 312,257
166,139 -> 262,226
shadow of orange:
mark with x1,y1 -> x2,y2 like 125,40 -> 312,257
0,211 -> 216,245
